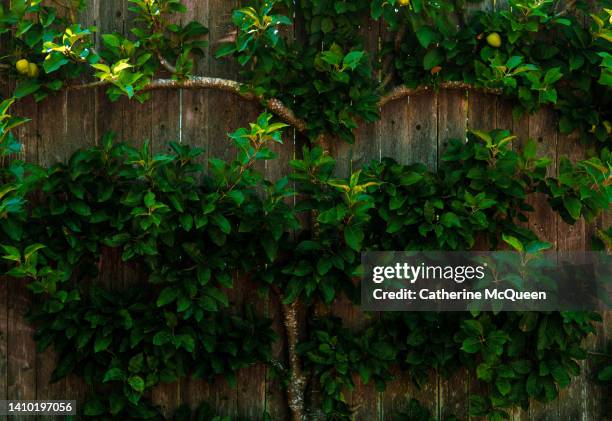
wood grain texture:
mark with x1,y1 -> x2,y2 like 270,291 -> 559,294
178,0 -> 213,413
437,89 -> 470,421
7,280 -> 36,421
556,131 -> 587,421
7,85 -> 38,421
0,282 -> 6,421
329,16 -> 382,421
33,93 -> 68,420
0,39 -> 12,419
1,0 -> 609,418
526,109 -> 560,421
207,0 -> 254,417
379,89 -> 439,419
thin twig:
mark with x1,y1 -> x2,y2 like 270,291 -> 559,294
156,52 -> 177,74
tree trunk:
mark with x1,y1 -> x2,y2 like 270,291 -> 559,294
281,298 -> 307,421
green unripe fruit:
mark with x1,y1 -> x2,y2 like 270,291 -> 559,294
16,59 -> 30,75
27,63 -> 39,78
486,32 -> 502,48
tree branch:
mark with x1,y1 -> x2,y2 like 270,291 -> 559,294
271,285 -> 306,421
378,82 -> 502,108
156,52 -> 177,74
69,76 -> 307,133
68,77 -> 502,138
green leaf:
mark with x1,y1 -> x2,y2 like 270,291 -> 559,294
496,378 -> 512,396
14,81 -> 41,98
153,330 -> 172,346
128,375 -> 145,393
506,56 -> 523,70
440,212 -> 461,228
502,234 -> 523,252
1,245 -> 21,262
321,50 -> 342,66
477,363 -> 493,381
157,287 -> 178,307
321,17 -> 334,33
525,241 -> 552,253
94,335 -> 112,353
344,225 -> 364,251
461,337 -> 481,353
211,213 -> 231,234
103,367 -> 125,382
343,51 -> 365,70
43,53 -> 69,73
227,190 -> 245,206
463,319 -> 483,336
423,49 -> 444,70
83,398 -> 105,416
563,196 -> 582,220
544,67 -> 563,85
70,200 -> 91,216
416,26 -> 437,48
215,43 -> 236,58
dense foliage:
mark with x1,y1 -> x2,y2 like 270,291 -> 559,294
1,0 -> 611,143
1,93 -> 610,418
1,0 -> 611,420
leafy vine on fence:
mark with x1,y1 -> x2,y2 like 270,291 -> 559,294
0,0 -> 610,144
1,0 -> 612,420
1,95 -> 611,418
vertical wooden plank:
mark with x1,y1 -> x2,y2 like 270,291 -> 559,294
257,7 -> 302,418
379,91 -> 439,418
328,15 -> 382,421
437,90 -> 468,152
150,90 -> 179,152
235,279 -> 267,420
264,295 -> 290,420
379,98 -> 407,420
526,109 -> 559,421
334,16 -> 381,177
525,109 -> 558,247
208,0 -> 256,417
0,277 -> 7,421
95,0 -> 126,143
138,5 -> 183,419
504,98 -> 530,421
465,90 -> 498,420
7,279 -> 37,421
467,92 -> 497,132
258,122 -> 295,421
7,87 -> 39,421
181,0 -> 210,164
0,27 -> 12,418
35,93 -> 68,418
437,89 -> 469,421
556,131 -> 587,421
179,0 -> 212,413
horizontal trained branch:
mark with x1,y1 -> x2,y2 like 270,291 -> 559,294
378,82 -> 503,107
69,77 -> 502,138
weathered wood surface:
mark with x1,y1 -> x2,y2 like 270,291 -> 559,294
0,1 -> 610,420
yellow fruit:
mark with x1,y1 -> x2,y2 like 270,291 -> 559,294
486,32 -> 502,48
604,120 -> 612,135
399,0 -> 410,6
27,62 -> 39,78
15,59 -> 29,75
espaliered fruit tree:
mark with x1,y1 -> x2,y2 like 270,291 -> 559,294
0,0 -> 611,420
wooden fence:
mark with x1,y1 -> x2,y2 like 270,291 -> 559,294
0,1 -> 610,420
